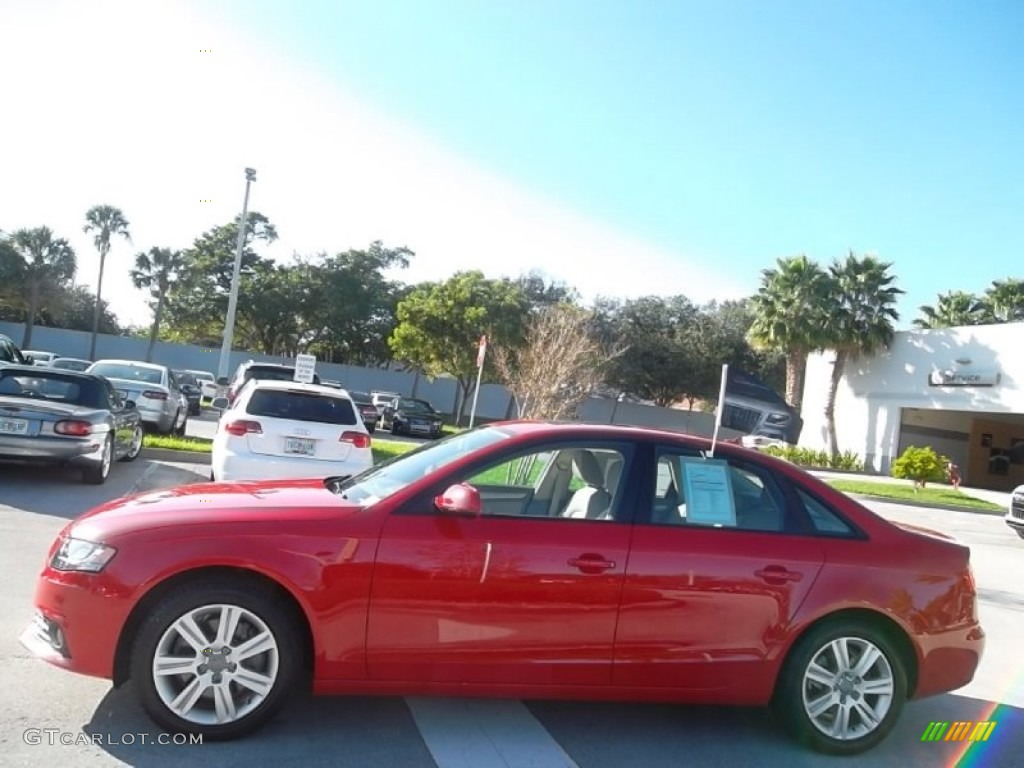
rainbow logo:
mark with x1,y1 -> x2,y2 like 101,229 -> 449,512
921,721 -> 996,742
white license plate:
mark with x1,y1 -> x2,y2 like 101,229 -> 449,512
0,417 -> 29,435
284,437 -> 316,455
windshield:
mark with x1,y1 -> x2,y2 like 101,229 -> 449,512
333,426 -> 513,505
51,359 -> 91,372
190,371 -> 214,382
398,398 -> 434,413
89,363 -> 163,384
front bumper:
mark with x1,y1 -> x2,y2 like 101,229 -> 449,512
19,568 -> 132,680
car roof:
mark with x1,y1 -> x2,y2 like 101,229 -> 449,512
92,359 -> 165,370
53,357 -> 91,363
243,380 -> 351,397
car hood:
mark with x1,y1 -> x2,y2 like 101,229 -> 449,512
70,478 -> 362,543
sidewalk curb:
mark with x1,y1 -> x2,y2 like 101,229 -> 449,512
843,492 -> 1004,516
142,447 -> 212,465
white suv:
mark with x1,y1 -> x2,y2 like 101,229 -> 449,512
211,380 -> 372,482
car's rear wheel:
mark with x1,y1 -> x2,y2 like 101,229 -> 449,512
120,425 -> 144,462
173,410 -> 188,436
130,582 -> 303,740
772,619 -> 906,755
82,435 -> 113,485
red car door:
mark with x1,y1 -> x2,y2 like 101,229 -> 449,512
613,446 -> 825,693
366,442 -> 635,687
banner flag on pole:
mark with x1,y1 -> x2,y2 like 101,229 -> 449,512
477,334 -> 487,367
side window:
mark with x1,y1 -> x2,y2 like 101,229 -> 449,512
462,445 -> 628,521
0,340 -> 14,363
796,489 -> 856,536
650,450 -> 787,533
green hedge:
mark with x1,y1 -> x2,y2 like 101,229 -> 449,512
761,444 -> 864,472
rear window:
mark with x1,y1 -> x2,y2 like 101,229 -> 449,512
348,390 -> 372,403
244,367 -> 321,385
88,363 -> 163,384
245,389 -> 357,425
0,371 -> 106,408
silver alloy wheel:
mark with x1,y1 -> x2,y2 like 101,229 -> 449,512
801,636 -> 895,741
151,603 -> 280,726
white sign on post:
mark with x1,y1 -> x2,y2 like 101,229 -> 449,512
294,354 -> 316,383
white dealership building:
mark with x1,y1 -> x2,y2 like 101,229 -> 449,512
799,321 -> 1024,492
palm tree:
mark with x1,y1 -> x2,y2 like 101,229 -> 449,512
83,205 -> 131,360
747,255 -> 832,414
821,253 -> 903,458
130,247 -> 185,362
913,291 -> 984,329
9,227 -> 77,348
979,278 -> 1024,323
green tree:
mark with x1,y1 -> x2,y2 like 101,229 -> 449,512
891,445 -> 949,490
163,212 -> 278,343
9,227 -> 77,348
131,247 -> 186,362
599,296 -> 706,406
0,232 -> 26,319
47,286 -> 120,335
979,278 -> 1024,323
389,271 -> 530,424
298,241 -> 413,365
913,290 -> 985,329
83,205 -> 131,359
514,270 -> 580,312
747,254 -> 832,414
821,253 -> 903,458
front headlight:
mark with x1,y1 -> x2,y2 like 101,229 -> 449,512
50,537 -> 117,573
765,413 -> 791,425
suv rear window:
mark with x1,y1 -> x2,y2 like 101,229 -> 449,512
246,389 -> 357,425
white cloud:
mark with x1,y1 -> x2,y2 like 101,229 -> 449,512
0,0 -> 748,329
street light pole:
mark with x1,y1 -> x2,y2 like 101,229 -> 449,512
217,168 -> 256,380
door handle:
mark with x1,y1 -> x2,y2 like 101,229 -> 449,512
568,554 -> 616,574
755,566 -> 802,584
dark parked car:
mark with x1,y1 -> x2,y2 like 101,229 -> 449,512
222,361 -> 322,405
0,366 -> 143,483
173,371 -> 203,415
380,396 -> 444,438
345,389 -> 379,433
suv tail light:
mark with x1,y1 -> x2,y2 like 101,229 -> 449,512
55,420 -> 93,436
340,431 -> 370,449
224,420 -> 262,436
142,390 -> 168,401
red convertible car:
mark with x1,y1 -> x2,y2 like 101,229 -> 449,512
20,422 -> 984,754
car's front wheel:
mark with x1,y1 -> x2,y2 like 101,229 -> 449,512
1015,529 -> 1024,540
129,581 -> 304,740
772,619 -> 907,755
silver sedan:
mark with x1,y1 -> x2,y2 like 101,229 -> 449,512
0,366 -> 144,484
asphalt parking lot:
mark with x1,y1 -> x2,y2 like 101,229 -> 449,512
0,460 -> 1021,767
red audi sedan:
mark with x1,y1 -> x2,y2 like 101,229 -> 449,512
20,422 -> 984,754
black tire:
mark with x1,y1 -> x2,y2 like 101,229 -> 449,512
173,411 -> 188,437
82,436 -> 113,485
366,424 -> 376,434
772,619 -> 907,755
1015,529 -> 1024,540
119,425 -> 144,462
129,580 -> 305,740
390,420 -> 401,435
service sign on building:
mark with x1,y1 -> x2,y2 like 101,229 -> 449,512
294,354 -> 316,383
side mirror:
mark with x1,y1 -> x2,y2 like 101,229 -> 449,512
216,376 -> 229,386
434,483 -> 481,517
24,355 -> 35,365
211,397 -> 229,410
125,400 -> 136,409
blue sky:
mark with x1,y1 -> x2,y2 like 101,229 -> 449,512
214,0 -> 1023,326
2,0 -> 1021,330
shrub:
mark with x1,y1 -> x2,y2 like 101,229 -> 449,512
761,444 -> 864,472
890,445 -> 949,489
